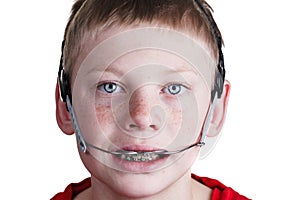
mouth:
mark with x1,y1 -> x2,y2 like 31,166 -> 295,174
108,145 -> 172,172
115,151 -> 167,162
114,146 -> 169,162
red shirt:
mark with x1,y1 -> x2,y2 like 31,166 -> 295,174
51,174 -> 250,200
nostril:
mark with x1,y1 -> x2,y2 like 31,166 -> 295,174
128,122 -> 158,131
149,124 -> 158,130
129,124 -> 136,128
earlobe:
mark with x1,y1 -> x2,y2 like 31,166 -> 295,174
206,80 -> 231,137
55,80 -> 74,135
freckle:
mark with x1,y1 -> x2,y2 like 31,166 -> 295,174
96,106 -> 114,125
129,99 -> 149,117
169,108 -> 182,125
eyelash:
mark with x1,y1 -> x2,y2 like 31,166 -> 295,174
96,81 -> 124,94
162,83 -> 189,96
96,81 -> 190,96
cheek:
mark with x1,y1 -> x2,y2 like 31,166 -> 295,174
167,107 -> 182,128
161,99 -> 183,131
95,105 -> 115,129
162,93 -> 208,138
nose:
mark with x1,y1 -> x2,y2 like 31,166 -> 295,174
126,86 -> 163,131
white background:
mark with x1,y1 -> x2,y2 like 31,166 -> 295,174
0,0 -> 299,199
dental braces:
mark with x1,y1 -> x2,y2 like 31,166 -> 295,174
119,152 -> 160,162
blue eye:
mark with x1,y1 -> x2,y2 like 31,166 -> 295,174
97,82 -> 123,94
163,84 -> 187,95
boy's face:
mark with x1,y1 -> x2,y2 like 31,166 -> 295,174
68,25 -> 218,196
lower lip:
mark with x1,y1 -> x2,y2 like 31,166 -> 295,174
112,153 -> 169,173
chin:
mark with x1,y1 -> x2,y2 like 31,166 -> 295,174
113,171 -> 171,198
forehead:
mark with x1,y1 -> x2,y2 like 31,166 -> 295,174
99,49 -> 198,73
86,49 -> 203,88
72,25 -> 216,86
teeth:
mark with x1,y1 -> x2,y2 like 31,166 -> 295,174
119,152 -> 160,162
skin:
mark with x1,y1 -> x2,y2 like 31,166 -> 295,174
56,24 -> 231,200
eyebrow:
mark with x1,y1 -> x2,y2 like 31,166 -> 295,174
87,65 -> 123,77
87,65 -> 201,78
165,66 -> 200,77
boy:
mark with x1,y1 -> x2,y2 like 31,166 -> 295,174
53,0 -> 250,199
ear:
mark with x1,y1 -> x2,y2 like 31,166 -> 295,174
206,80 -> 231,137
55,80 -> 74,135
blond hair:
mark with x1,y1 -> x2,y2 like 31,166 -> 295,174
62,0 -> 223,75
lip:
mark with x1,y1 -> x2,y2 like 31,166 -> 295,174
111,145 -> 169,173
121,145 -> 163,152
